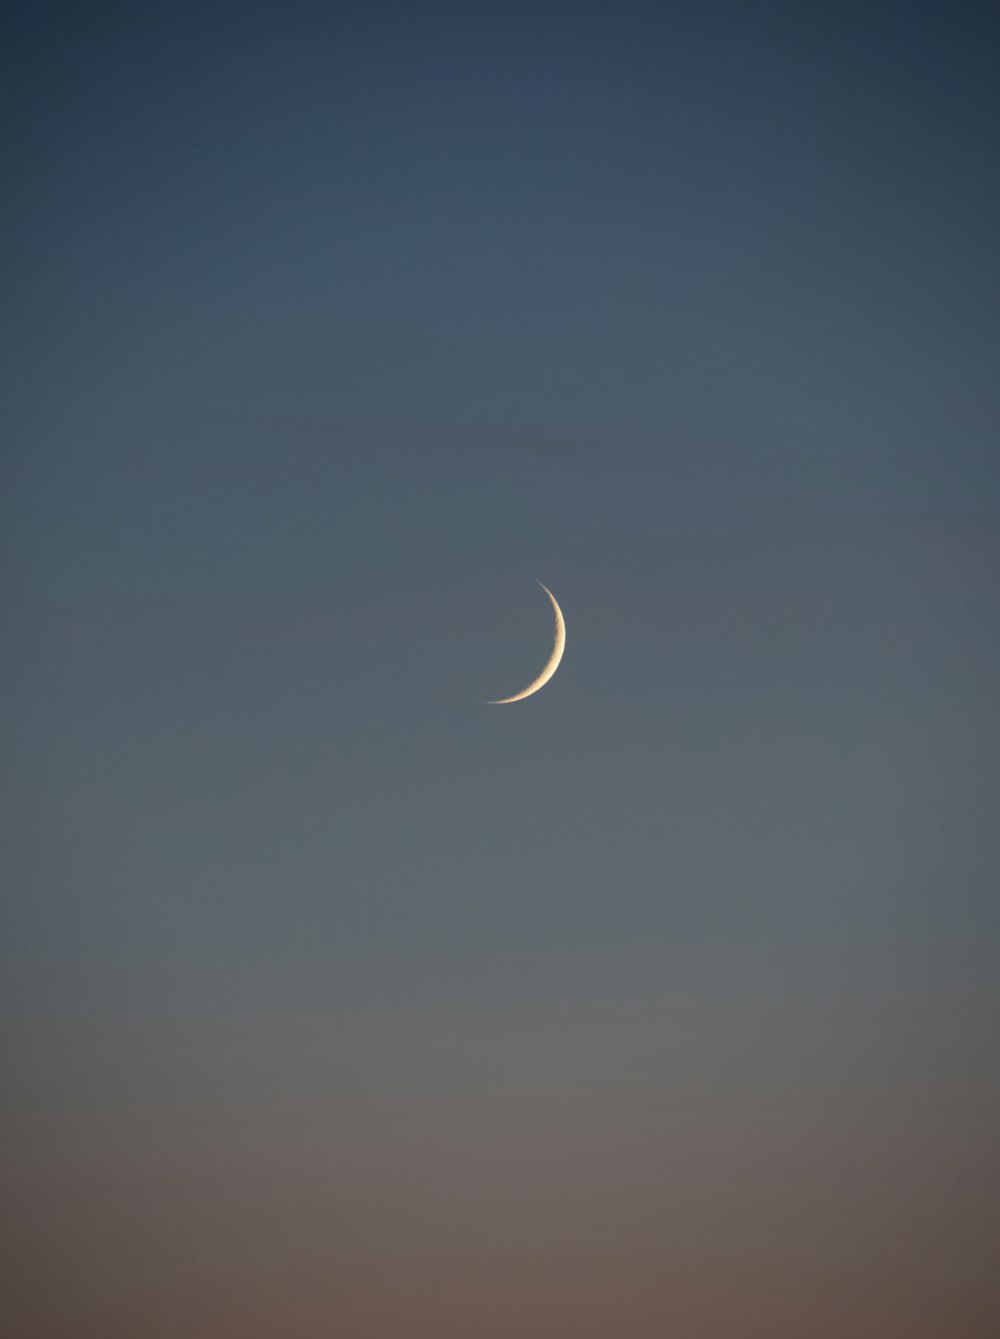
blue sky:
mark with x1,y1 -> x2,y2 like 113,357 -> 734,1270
3,3 -> 999,1334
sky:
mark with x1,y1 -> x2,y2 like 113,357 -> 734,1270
2,2 -> 999,1335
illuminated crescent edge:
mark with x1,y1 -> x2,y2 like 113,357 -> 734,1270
486,581 -> 566,704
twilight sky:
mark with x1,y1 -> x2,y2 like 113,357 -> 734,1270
2,2 -> 999,1335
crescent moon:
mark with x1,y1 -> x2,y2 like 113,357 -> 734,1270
487,581 -> 566,705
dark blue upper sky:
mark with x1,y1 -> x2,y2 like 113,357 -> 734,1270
2,3 -> 999,1334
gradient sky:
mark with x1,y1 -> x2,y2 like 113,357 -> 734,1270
3,2 -> 999,1335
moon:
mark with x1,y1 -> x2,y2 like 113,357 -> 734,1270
487,581 -> 566,705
